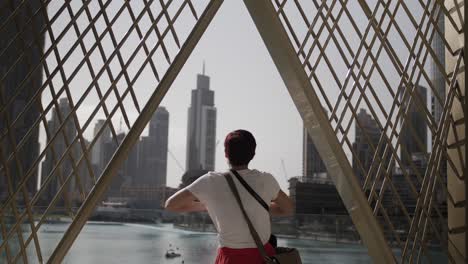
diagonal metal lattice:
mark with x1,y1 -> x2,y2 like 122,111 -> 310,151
0,0 -> 465,263
244,0 -> 465,263
0,0 -> 223,263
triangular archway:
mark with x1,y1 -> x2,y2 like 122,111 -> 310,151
0,0 -> 464,263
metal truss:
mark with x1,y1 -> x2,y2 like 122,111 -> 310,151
243,0 -> 465,263
0,0 -> 465,263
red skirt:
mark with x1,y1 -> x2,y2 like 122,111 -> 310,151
215,243 -> 276,264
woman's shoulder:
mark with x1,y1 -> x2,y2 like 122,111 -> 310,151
247,169 -> 276,181
249,168 -> 272,175
200,171 -> 229,181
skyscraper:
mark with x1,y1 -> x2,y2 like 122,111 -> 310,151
431,13 -> 446,125
103,132 -> 125,198
400,85 -> 428,168
91,119 -> 111,173
138,107 -> 169,186
186,70 -> 217,171
41,98 -> 79,205
430,10 -> 447,207
302,126 -> 327,182
352,109 -> 388,186
0,0 -> 45,200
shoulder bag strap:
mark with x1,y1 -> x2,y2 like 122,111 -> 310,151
230,169 -> 269,212
224,173 -> 272,262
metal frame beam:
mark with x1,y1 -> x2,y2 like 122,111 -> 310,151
242,0 -> 395,262
47,1 -> 224,262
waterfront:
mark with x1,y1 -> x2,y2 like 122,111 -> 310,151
16,222 -> 372,263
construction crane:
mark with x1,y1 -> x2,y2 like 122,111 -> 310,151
168,148 -> 185,173
168,140 -> 219,174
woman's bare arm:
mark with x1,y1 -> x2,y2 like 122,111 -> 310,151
165,189 -> 207,212
270,190 -> 294,217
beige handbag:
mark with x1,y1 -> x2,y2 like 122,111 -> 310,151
225,173 -> 302,264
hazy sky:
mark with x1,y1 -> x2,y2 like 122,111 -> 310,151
149,0 -> 304,190
37,0 -> 304,191
38,0 -> 434,192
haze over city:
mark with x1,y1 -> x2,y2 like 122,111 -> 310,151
36,0 -> 433,191
39,0 -> 308,191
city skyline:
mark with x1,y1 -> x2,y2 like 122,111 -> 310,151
33,1 -> 435,193
36,84 -> 433,193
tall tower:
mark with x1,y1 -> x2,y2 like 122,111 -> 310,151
138,107 -> 169,186
302,126 -> 327,182
41,98 -> 79,204
91,119 -> 111,173
431,12 -> 446,125
0,0 -> 45,200
103,132 -> 125,198
400,85 -> 428,168
186,70 -> 217,171
430,7 -> 447,207
352,109 -> 387,186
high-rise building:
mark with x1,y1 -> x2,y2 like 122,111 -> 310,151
41,98 -> 80,205
430,10 -> 447,207
138,107 -> 169,186
91,119 -> 111,173
352,109 -> 388,186
79,139 -> 94,195
431,13 -> 446,125
103,132 -> 125,198
186,71 -> 217,171
125,139 -> 139,186
400,85 -> 428,168
0,0 -> 45,201
288,177 -> 346,216
302,127 -> 328,182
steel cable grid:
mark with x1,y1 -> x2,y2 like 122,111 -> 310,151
0,0 -> 221,262
262,0 -> 465,262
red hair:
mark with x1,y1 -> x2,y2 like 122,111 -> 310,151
224,130 -> 256,166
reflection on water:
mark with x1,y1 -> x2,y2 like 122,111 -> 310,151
0,220 -> 451,263
17,222 -> 372,263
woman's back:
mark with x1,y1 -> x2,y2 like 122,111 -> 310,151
165,129 -> 293,263
187,169 -> 280,248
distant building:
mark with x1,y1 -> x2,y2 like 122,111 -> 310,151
79,139 -> 94,196
125,140 -> 139,186
302,126 -> 328,183
352,109 -> 388,186
382,169 -> 422,217
103,132 -> 125,199
0,0 -> 45,201
288,177 -> 346,215
430,14 -> 447,206
121,185 -> 177,209
41,98 -> 80,205
399,85 -> 428,168
138,107 -> 169,187
186,70 -> 217,171
431,14 -> 446,125
91,119 -> 111,174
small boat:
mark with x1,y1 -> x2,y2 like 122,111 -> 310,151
165,249 -> 181,258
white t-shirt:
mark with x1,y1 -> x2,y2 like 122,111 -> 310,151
186,169 -> 281,249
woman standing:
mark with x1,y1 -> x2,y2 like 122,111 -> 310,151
165,130 -> 294,264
